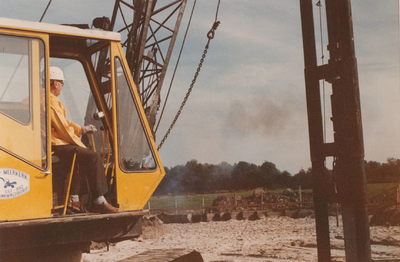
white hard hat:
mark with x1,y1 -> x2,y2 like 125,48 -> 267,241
49,66 -> 65,81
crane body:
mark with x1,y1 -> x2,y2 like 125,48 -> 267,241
0,17 -> 165,261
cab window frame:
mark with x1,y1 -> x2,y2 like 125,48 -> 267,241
0,32 -> 48,170
114,56 -> 158,173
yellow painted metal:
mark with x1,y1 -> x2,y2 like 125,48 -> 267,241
0,154 -> 53,220
0,32 -> 49,168
90,133 -> 96,152
62,151 -> 77,216
0,17 -> 121,42
110,43 -> 166,211
0,28 -> 52,221
0,18 -> 166,220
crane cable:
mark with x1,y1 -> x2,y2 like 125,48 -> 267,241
40,0 -> 53,22
316,0 -> 326,143
154,0 -> 199,135
157,0 -> 221,151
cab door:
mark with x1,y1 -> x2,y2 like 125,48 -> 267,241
110,43 -> 165,211
0,32 -> 52,220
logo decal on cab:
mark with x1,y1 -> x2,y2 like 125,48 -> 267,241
0,168 -> 30,199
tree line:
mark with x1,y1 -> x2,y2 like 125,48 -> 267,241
154,158 -> 400,195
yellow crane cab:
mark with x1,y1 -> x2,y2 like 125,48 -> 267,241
0,17 -> 165,260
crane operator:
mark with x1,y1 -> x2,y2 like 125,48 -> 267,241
49,66 -> 119,214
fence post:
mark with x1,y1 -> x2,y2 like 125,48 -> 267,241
202,197 -> 205,214
261,191 -> 264,210
148,201 -> 151,215
175,198 -> 178,215
299,185 -> 302,207
234,192 -> 237,211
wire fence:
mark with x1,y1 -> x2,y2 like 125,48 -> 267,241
145,185 -> 400,216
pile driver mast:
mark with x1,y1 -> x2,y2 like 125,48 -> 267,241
300,0 -> 371,261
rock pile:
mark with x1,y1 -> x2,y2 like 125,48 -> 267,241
370,207 -> 400,226
210,188 -> 313,212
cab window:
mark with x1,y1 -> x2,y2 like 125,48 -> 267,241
0,35 -> 31,124
0,34 -> 47,169
115,57 -> 157,172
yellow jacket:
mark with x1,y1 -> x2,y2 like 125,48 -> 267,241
50,93 -> 86,148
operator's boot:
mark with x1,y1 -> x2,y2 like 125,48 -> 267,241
91,199 -> 119,214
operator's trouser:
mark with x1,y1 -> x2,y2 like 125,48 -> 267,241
52,144 -> 108,197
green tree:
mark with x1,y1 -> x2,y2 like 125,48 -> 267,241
293,168 -> 313,189
381,158 -> 400,183
180,160 -> 215,194
364,160 -> 382,183
210,161 -> 233,192
230,161 -> 263,190
278,170 -> 293,188
259,161 -> 281,189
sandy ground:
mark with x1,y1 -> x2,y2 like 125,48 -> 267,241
82,215 -> 400,262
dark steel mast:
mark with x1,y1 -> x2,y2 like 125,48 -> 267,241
300,0 -> 371,261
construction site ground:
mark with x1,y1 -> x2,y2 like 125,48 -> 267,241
82,212 -> 400,262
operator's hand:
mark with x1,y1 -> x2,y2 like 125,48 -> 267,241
82,124 -> 97,134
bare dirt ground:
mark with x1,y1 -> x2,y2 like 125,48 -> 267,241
82,215 -> 400,262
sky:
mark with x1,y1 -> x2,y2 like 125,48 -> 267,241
0,0 -> 399,174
